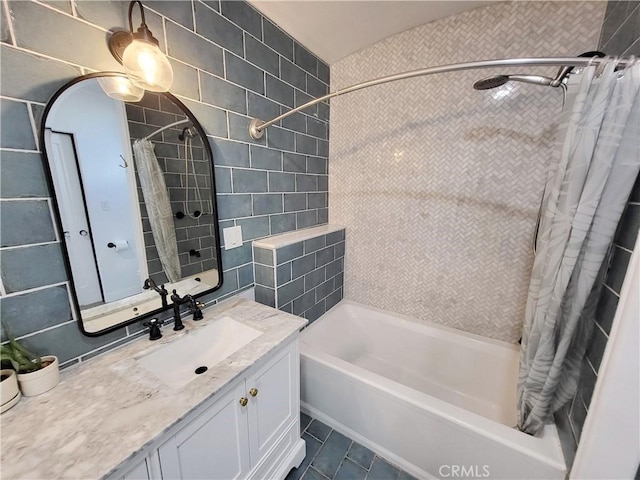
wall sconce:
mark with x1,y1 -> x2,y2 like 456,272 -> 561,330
108,1 -> 173,92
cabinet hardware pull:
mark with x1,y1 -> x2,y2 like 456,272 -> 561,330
239,397 -> 248,407
249,388 -> 258,397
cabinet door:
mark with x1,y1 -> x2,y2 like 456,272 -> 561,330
120,458 -> 150,480
158,382 -> 251,480
246,340 -> 298,464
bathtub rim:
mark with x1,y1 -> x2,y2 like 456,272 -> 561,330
304,299 -> 521,353
300,300 -> 566,474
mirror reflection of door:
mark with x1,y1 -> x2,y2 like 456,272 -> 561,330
45,131 -> 103,305
44,81 -> 147,307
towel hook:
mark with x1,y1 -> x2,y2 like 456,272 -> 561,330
119,154 -> 128,168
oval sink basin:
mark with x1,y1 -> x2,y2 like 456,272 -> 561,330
137,316 -> 263,389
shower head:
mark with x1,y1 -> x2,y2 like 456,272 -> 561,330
473,74 -> 555,90
474,52 -> 608,91
178,126 -> 195,141
473,75 -> 510,90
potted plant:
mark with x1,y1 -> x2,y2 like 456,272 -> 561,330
0,368 -> 20,413
0,335 -> 59,397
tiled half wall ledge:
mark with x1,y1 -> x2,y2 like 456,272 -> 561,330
252,225 -> 345,321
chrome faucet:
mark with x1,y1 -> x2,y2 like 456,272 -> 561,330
170,290 -> 205,330
143,278 -> 169,309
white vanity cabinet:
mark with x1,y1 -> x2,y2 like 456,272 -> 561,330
119,454 -> 161,480
115,338 -> 304,480
158,382 -> 252,479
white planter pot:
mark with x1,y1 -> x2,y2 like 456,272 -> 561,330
17,356 -> 60,397
1,369 -> 21,413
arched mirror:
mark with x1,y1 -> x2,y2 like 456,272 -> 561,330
41,73 -> 222,336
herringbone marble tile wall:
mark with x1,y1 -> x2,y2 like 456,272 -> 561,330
329,1 -> 606,343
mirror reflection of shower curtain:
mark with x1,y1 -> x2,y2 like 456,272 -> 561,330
517,59 -> 640,436
132,139 -> 181,283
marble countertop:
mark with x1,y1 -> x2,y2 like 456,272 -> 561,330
0,298 -> 307,479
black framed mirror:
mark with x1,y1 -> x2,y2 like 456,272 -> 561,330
41,72 -> 222,336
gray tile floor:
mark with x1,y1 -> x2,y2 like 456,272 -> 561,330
286,413 -> 418,480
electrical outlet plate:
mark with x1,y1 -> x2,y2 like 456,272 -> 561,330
223,226 -> 243,249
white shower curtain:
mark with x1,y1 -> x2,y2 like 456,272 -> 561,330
518,58 -> 640,436
132,139 -> 181,283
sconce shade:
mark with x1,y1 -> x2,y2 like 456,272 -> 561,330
97,76 -> 144,102
108,1 -> 174,93
122,38 -> 173,92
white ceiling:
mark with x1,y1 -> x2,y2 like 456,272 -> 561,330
248,1 -> 496,65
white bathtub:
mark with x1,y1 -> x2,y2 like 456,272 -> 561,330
300,300 -> 565,479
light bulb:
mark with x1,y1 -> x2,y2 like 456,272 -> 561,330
122,39 -> 173,92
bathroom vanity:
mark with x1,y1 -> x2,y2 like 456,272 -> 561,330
0,298 -> 307,479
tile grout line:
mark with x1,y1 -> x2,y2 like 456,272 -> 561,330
0,240 -> 59,251
0,147 -> 41,154
615,244 -> 634,254
306,466 -> 330,480
621,36 -> 640,57
31,0 -> 110,32
2,0 -> 15,46
297,417 -> 413,480
0,196 -> 52,202
593,318 -> 609,339
331,440 -> 355,479
602,3 -> 640,51
296,421 -> 321,480
603,282 -> 620,298
0,94 -> 47,106
0,281 -> 69,299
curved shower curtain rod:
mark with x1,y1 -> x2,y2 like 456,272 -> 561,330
248,56 -> 635,139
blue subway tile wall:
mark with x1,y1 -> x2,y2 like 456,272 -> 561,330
599,0 -> 640,56
253,229 -> 345,322
0,0 -> 329,366
555,3 -> 640,465
125,93 -> 218,283
556,174 -> 640,469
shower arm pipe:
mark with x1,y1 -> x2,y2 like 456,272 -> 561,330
143,119 -> 190,141
248,56 -> 633,139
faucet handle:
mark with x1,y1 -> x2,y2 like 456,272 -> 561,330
192,300 -> 204,321
143,318 -> 164,341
